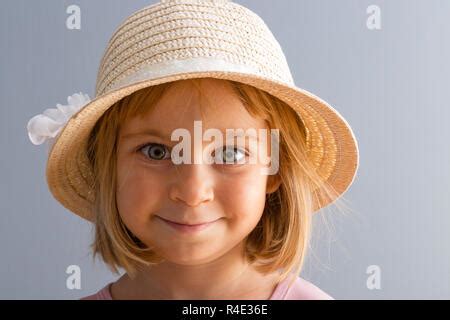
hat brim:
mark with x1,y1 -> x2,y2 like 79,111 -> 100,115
46,71 -> 359,222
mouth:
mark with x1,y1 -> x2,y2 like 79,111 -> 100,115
156,216 -> 219,234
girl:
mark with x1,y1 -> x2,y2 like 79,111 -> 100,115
27,0 -> 358,300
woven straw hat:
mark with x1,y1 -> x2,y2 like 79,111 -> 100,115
33,0 -> 359,222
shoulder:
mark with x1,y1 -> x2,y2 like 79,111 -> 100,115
79,283 -> 113,300
272,276 -> 334,300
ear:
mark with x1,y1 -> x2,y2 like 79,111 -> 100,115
266,174 -> 282,194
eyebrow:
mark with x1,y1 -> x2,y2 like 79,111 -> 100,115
120,128 -> 262,141
121,129 -> 171,140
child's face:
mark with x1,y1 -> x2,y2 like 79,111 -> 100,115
116,79 -> 279,265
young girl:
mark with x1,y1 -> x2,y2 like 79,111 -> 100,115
27,0 -> 358,300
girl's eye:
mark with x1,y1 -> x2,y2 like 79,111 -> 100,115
215,146 -> 247,164
139,143 -> 171,161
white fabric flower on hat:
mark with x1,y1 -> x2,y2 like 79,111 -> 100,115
27,92 -> 91,145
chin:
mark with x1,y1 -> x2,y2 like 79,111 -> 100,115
161,249 -> 224,266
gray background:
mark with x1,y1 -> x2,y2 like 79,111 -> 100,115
1,0 -> 449,299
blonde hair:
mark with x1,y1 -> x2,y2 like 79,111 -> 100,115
86,78 -> 342,290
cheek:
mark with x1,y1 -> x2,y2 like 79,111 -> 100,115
116,160 -> 164,227
217,168 -> 268,226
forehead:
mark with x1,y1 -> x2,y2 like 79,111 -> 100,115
120,79 -> 268,136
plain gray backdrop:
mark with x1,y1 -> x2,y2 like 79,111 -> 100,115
1,0 -> 449,299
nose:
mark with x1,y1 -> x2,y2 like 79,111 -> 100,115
169,164 -> 214,207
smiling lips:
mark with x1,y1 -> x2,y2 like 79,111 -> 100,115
157,216 -> 218,234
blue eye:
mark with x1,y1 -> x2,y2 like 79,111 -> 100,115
215,146 -> 247,164
139,143 -> 171,161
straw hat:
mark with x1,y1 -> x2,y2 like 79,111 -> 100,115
27,0 -> 359,222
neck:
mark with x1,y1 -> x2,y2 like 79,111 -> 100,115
112,242 -> 280,299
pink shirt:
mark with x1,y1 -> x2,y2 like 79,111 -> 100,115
80,276 -> 333,300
